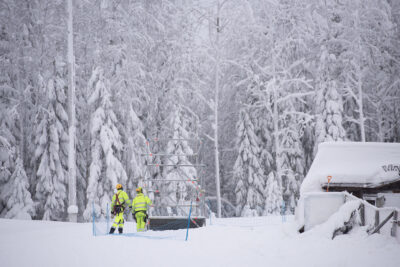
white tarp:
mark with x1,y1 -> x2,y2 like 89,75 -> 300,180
300,142 -> 400,195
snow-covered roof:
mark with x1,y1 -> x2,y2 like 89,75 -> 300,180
300,142 -> 400,195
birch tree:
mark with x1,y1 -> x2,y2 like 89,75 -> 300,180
341,0 -> 394,142
246,0 -> 313,211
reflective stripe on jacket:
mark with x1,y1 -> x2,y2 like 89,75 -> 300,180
111,189 -> 131,210
131,193 -> 152,212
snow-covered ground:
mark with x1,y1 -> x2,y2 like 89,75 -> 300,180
0,216 -> 399,267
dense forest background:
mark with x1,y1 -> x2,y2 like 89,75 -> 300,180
0,0 -> 399,221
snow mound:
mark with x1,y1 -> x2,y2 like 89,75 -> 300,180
301,142 -> 400,194
299,192 -> 345,231
306,200 -> 361,239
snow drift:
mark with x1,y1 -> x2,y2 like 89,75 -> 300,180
305,200 -> 361,239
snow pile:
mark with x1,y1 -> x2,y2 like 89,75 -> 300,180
306,200 -> 361,239
302,192 -> 345,231
301,142 -> 400,194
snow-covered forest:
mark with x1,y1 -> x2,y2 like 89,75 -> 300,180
0,0 -> 399,221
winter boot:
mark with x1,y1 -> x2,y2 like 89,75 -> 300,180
118,228 -> 123,234
109,227 -> 116,234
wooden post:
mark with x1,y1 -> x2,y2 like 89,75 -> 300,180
369,211 -> 394,235
359,204 -> 365,226
392,210 -> 398,237
375,210 -> 380,233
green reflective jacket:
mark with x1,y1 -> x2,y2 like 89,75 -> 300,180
131,193 -> 152,212
111,189 -> 131,210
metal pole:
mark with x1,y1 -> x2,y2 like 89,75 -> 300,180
185,201 -> 193,241
214,0 -> 222,219
106,203 -> 110,234
67,0 -> 77,223
92,202 -> 95,236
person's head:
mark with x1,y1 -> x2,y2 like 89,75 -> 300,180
116,184 -> 123,190
136,187 -> 142,194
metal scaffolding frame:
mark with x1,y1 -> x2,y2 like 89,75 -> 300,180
140,137 -> 206,222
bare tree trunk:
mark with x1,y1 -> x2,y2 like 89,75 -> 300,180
357,69 -> 366,142
356,9 -> 366,142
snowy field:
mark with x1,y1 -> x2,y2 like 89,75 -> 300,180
0,216 -> 399,267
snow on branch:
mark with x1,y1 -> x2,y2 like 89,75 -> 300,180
276,91 -> 314,104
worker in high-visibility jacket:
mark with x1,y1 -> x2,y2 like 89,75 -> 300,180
131,187 -> 152,232
109,184 -> 131,234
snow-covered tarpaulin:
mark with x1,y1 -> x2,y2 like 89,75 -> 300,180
300,142 -> 400,195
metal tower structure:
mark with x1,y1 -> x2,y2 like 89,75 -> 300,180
139,137 -> 206,230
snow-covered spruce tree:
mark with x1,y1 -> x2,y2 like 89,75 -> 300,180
278,126 -> 306,215
2,158 -> 35,219
75,133 -> 87,220
123,106 -> 146,195
0,0 -> 34,169
264,172 -> 283,215
0,107 -> 20,156
314,48 -> 346,154
0,136 -> 13,216
233,0 -> 312,214
279,112 -> 304,214
73,51 -> 91,220
246,76 -> 275,186
102,5 -> 148,196
83,67 -> 127,221
266,0 -> 311,213
53,57 -> 70,174
234,108 -> 265,217
34,58 -> 69,221
0,25 -> 20,155
0,19 -> 31,204
239,75 -> 276,216
0,107 -> 20,212
162,105 -> 197,216
74,86 -> 89,220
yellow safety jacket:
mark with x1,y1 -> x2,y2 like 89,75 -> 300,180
111,189 -> 131,212
131,193 -> 152,213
